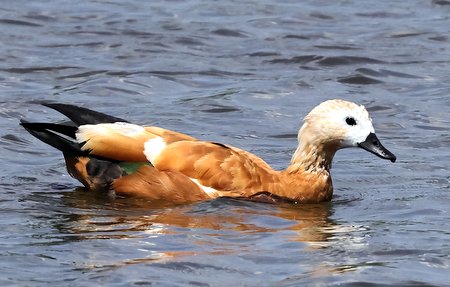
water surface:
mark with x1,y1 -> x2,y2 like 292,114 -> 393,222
1,0 -> 449,286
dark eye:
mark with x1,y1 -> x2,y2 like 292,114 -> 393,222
346,117 -> 357,126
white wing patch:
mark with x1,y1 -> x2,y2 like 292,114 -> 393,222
76,122 -> 145,143
190,178 -> 218,196
144,137 -> 167,163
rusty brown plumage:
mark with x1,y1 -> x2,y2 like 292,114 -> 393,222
22,99 -> 396,204
76,124 -> 197,162
69,127 -> 335,203
113,166 -> 210,204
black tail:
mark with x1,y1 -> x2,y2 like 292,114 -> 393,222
20,120 -> 85,156
42,103 -> 128,125
21,103 -> 129,159
20,105 -> 130,191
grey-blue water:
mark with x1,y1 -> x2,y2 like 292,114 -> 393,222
1,0 -> 449,286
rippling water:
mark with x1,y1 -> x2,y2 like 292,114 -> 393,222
1,0 -> 449,286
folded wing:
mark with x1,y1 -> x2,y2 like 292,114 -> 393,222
149,141 -> 277,197
76,122 -> 277,197
76,122 -> 196,162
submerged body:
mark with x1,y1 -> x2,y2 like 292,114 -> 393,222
21,100 -> 396,204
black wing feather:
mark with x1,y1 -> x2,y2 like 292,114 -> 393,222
42,103 -> 128,125
20,120 -> 84,156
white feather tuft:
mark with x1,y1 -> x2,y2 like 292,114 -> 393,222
143,137 -> 167,163
76,122 -> 145,143
190,178 -> 217,196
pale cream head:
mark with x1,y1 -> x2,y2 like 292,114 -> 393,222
300,99 -> 375,149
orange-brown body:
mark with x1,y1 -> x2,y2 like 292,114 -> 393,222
21,99 -> 396,205
67,125 -> 334,204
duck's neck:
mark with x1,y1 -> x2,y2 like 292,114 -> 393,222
276,137 -> 337,203
286,125 -> 339,174
288,142 -> 335,173
271,121 -> 343,203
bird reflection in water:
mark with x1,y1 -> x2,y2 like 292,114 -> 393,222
39,188 -> 353,271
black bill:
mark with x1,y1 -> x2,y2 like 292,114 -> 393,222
358,133 -> 396,163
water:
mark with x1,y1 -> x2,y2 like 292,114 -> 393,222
1,0 -> 449,286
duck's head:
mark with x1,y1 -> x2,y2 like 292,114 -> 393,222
297,99 -> 396,163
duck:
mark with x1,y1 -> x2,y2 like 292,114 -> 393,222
20,99 -> 396,204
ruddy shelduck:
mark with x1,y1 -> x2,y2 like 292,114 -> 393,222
21,99 -> 396,204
